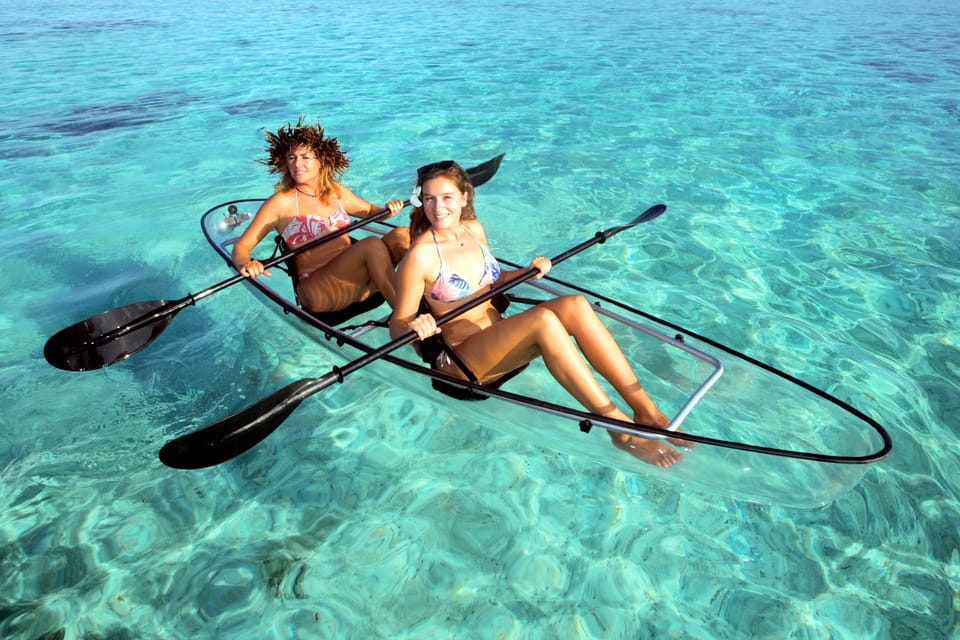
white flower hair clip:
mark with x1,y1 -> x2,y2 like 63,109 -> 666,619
409,185 -> 422,207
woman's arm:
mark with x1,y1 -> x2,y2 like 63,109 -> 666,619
338,184 -> 403,219
497,257 -> 552,284
231,195 -> 282,276
389,246 -> 437,341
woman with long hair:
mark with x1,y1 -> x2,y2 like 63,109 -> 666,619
390,161 -> 687,467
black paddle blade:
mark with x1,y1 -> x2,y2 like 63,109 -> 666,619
158,377 -> 321,469
43,300 -> 175,371
466,154 -> 504,188
637,203 -> 666,223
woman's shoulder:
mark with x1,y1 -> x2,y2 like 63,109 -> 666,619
333,182 -> 368,212
403,234 -> 439,269
333,182 -> 358,202
407,231 -> 435,254
254,189 -> 295,223
463,218 -> 489,241
263,188 -> 295,206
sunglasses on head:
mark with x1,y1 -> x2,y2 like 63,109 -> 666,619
416,160 -> 457,180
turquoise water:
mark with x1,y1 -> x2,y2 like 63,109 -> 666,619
2,0 -> 958,636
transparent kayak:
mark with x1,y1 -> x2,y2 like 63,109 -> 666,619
202,199 -> 892,509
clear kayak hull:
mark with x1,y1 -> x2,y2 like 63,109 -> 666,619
202,199 -> 891,509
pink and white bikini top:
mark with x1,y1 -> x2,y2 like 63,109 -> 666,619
281,190 -> 352,247
429,225 -> 501,303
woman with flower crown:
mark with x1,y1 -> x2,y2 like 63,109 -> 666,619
232,118 -> 409,312
389,161 -> 689,468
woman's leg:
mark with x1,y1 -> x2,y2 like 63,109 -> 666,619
534,295 -> 693,449
297,237 -> 397,312
382,227 -> 410,266
452,306 -> 681,467
534,297 -> 658,414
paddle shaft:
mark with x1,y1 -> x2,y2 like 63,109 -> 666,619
164,261 -> 556,461
84,205 -> 402,347
282,263 -> 548,401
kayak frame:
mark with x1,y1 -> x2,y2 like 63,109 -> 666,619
202,199 -> 893,465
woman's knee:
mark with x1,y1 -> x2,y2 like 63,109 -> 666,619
529,306 -> 566,339
561,294 -> 591,314
539,293 -> 590,319
383,228 -> 410,265
553,295 -> 594,328
355,236 -> 388,253
354,237 -> 391,263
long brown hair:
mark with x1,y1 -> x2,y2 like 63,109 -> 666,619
409,161 -> 477,238
260,117 -> 350,196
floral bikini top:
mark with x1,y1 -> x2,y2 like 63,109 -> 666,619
281,190 -> 351,247
429,225 -> 501,303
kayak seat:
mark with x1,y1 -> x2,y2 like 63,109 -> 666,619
418,294 -> 531,402
271,235 -> 386,327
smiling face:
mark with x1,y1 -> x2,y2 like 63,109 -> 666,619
286,145 -> 319,186
408,161 -> 476,238
420,176 -> 468,231
262,118 -> 349,194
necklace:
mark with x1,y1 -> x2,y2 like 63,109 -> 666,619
433,226 -> 465,247
296,186 -> 320,198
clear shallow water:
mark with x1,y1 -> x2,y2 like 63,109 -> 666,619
1,0 -> 958,637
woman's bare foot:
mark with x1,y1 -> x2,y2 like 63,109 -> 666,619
610,433 -> 682,467
634,410 -> 697,449
666,430 -> 696,449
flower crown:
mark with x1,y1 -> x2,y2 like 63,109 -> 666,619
261,117 -> 350,175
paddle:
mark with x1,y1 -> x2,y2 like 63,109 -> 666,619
43,155 -> 505,372
158,203 -> 668,469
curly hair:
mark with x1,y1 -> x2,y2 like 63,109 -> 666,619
260,117 -> 350,195
409,161 -> 477,238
